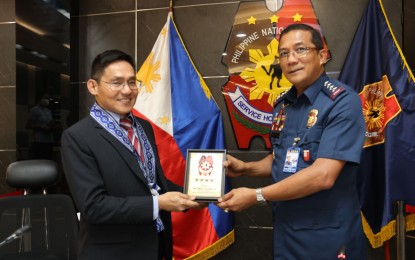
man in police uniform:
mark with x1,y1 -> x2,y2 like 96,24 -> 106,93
217,24 -> 367,259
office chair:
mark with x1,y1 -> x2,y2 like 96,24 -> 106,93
0,160 -> 78,260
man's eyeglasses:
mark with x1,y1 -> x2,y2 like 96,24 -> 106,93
96,79 -> 141,91
278,47 -> 320,60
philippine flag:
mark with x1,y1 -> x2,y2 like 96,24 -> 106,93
134,13 -> 234,259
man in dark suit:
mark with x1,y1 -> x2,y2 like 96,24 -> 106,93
61,49 -> 201,260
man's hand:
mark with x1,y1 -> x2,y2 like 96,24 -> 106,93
216,187 -> 257,212
223,154 -> 246,178
158,192 -> 202,212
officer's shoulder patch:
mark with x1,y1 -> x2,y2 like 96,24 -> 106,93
322,80 -> 345,100
273,90 -> 289,106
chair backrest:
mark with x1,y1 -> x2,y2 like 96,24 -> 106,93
2,160 -> 78,259
6,160 -> 58,194
0,194 -> 78,260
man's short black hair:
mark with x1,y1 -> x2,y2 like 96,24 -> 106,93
279,24 -> 324,50
91,49 -> 135,80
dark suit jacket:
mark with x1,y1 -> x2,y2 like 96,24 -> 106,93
61,115 -> 181,260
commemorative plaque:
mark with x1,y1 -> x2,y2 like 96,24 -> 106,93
184,149 -> 226,202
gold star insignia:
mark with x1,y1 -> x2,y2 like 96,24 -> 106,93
293,13 -> 303,22
158,115 -> 170,125
270,15 -> 279,23
247,16 -> 257,25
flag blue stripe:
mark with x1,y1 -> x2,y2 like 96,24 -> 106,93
169,20 -> 224,152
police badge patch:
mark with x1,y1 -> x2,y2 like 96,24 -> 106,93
306,109 -> 318,128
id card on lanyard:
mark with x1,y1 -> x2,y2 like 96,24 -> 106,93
283,137 -> 301,173
283,147 -> 300,173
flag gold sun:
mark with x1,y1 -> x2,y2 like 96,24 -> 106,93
136,52 -> 161,94
239,39 -> 292,106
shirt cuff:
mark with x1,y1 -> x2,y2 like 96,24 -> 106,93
153,196 -> 159,220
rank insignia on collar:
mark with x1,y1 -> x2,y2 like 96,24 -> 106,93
306,109 -> 318,128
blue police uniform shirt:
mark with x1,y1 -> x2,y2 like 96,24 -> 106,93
270,73 -> 367,259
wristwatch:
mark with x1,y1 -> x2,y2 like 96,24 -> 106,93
256,188 -> 268,205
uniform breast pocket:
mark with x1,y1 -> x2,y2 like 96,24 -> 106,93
299,126 -> 323,164
270,133 -> 283,146
288,209 -> 342,231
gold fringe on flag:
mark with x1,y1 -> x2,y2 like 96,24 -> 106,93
184,229 -> 235,260
361,212 -> 415,248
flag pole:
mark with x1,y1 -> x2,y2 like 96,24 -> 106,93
384,241 -> 390,260
170,0 -> 173,13
396,200 -> 406,260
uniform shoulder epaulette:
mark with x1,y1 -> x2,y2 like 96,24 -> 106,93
273,90 -> 289,106
322,80 -> 345,100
